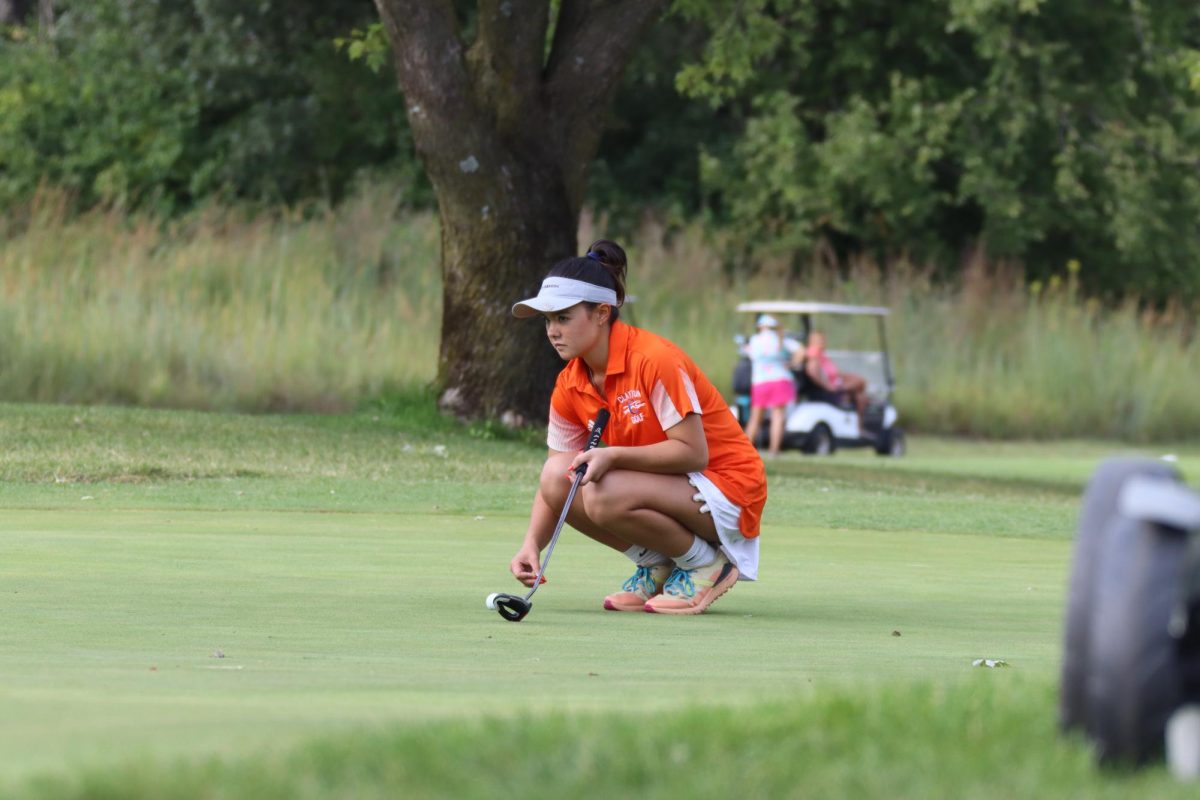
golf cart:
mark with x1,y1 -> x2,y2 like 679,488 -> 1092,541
731,301 -> 904,456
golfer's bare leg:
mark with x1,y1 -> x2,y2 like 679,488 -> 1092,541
538,452 -> 630,552
580,470 -> 719,558
540,455 -> 721,557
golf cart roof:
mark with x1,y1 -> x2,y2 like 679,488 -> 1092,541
737,300 -> 889,317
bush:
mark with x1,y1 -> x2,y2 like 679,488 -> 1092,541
676,0 -> 1200,302
0,0 -> 422,211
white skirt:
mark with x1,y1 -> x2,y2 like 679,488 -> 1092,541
688,472 -> 760,581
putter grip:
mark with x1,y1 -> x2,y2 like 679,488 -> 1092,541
575,408 -> 610,476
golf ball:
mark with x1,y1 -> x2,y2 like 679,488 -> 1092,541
485,592 -> 499,610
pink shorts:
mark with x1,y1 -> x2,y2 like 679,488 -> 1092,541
750,378 -> 795,409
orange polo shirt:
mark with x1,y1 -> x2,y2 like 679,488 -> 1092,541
547,320 -> 767,538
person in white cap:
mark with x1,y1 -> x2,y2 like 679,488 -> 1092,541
742,313 -> 804,457
508,239 -> 766,615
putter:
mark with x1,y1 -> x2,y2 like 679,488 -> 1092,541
486,408 -> 611,622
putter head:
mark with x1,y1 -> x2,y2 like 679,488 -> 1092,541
492,593 -> 532,622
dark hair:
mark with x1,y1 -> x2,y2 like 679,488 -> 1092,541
546,239 -> 628,320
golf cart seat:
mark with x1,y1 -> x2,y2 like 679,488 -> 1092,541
733,356 -> 753,396
795,364 -> 856,411
790,363 -> 809,396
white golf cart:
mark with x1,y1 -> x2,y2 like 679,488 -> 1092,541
731,301 -> 904,456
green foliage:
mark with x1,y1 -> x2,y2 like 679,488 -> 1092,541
0,0 -> 420,210
673,0 -> 1200,301
334,23 -> 389,74
588,15 -> 738,231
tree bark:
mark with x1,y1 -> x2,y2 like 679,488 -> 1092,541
373,0 -> 667,423
0,0 -> 33,25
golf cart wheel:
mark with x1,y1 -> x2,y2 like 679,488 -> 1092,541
1085,515 -> 1187,765
1060,459 -> 1182,735
801,423 -> 835,456
874,426 -> 905,457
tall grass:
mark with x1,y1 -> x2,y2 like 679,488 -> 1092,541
2,187 -> 1198,439
0,185 -> 440,411
602,218 -> 1200,442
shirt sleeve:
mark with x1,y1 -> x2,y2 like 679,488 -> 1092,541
546,387 -> 588,452
784,337 -> 801,354
646,355 -> 704,431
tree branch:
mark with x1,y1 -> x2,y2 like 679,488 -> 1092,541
471,0 -> 552,139
543,0 -> 671,199
545,0 -> 669,115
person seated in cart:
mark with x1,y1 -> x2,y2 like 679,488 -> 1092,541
804,330 -> 868,428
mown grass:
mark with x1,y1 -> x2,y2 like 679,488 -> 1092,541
3,187 -> 1200,439
2,402 -> 1198,797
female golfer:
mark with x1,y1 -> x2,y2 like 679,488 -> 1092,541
508,240 -> 766,615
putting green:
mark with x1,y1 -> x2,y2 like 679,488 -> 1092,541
1,505 -> 1069,784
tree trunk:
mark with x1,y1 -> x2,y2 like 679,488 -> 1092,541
435,160 -> 578,424
0,0 -> 33,24
373,0 -> 667,423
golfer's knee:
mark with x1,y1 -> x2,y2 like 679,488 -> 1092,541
539,453 -> 575,506
581,478 -> 631,527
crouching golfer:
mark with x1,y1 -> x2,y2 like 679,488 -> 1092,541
508,240 -> 766,615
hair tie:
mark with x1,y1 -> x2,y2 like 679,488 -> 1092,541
586,252 -> 602,262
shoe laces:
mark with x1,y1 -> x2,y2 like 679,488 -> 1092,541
623,565 -> 659,595
663,567 -> 696,599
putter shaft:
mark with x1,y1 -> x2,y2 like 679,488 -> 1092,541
521,408 -> 610,602
522,469 -> 584,601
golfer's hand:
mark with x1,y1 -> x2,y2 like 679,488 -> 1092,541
570,447 -> 618,485
510,544 -> 541,588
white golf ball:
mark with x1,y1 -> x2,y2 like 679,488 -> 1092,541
485,592 -> 499,610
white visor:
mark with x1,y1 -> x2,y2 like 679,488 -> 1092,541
511,277 -> 620,318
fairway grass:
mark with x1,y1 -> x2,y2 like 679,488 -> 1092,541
2,403 -> 1198,796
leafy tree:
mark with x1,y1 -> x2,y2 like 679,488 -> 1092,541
0,0 -> 413,210
676,0 -> 1200,301
587,14 -> 735,231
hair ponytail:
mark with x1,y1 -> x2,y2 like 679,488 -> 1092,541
545,238 -> 629,320
584,239 -> 628,306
